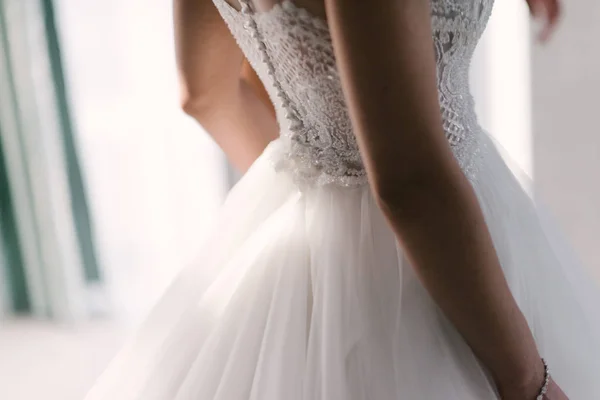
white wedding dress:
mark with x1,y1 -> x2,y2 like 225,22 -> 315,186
85,0 -> 600,398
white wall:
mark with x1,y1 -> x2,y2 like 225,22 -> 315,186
55,0 -> 229,324
472,0 -> 532,181
473,0 -> 600,280
531,2 -> 600,279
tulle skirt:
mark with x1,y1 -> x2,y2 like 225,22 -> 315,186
85,133 -> 600,399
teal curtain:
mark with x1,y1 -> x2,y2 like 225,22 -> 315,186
0,0 -> 100,319
40,0 -> 101,282
0,0 -> 40,315
0,133 -> 29,313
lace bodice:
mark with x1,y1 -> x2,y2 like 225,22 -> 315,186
213,0 -> 494,186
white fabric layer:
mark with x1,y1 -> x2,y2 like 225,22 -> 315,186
85,134 -> 600,400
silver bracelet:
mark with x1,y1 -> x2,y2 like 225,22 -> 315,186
536,358 -> 551,400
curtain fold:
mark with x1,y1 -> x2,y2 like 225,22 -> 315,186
0,0 -> 100,320
40,0 -> 101,282
0,135 -> 29,314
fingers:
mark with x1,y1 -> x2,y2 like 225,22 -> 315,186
527,0 -> 544,17
539,0 -> 561,42
527,0 -> 562,43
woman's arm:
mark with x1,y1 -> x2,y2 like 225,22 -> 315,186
174,0 -> 278,172
241,59 -> 276,118
324,0 -> 552,397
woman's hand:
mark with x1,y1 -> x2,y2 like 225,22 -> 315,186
501,377 -> 568,400
544,379 -> 569,400
526,0 -> 561,42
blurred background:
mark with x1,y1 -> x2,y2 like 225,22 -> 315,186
0,0 -> 598,399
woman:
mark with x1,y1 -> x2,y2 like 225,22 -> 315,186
86,0 -> 600,399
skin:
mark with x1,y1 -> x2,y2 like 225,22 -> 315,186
175,0 -> 567,398
527,0 -> 561,42
174,0 -> 278,172
241,59 -> 275,118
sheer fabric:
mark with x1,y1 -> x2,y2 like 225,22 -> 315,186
85,1 -> 600,398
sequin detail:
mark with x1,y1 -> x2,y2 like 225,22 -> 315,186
212,0 -> 494,187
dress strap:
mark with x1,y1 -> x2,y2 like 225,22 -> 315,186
237,0 -> 303,132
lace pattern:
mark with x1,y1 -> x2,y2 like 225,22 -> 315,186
213,0 -> 494,187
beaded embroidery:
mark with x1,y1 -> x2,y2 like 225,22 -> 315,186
212,0 -> 494,187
